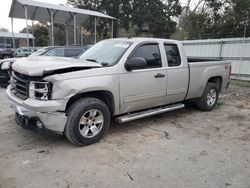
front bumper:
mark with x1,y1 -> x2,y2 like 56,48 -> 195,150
6,86 -> 68,133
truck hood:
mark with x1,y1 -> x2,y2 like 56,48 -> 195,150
12,56 -> 102,76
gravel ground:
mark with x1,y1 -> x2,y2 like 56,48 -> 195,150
0,81 -> 249,188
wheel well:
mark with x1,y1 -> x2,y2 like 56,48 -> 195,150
207,76 -> 222,92
66,90 -> 115,115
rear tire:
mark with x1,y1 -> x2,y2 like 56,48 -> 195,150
65,97 -> 110,146
196,83 -> 218,111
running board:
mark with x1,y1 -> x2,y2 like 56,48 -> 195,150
115,103 -> 185,123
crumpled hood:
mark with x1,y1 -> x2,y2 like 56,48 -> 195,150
12,56 -> 102,76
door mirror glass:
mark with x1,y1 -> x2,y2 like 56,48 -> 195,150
125,57 -> 147,71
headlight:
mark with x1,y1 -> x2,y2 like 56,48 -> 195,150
1,61 -> 11,70
29,81 -> 52,100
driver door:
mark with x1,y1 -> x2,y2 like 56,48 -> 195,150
119,43 -> 167,113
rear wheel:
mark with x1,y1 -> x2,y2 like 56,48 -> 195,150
196,83 -> 218,111
65,98 -> 110,146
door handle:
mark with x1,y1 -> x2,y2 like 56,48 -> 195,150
154,73 -> 165,78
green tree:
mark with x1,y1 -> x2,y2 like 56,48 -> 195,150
0,27 -> 9,32
67,0 -> 132,38
21,22 -> 49,46
0,27 -> 10,45
21,22 -> 67,46
178,0 -> 250,39
54,24 -> 66,45
33,22 -> 50,46
131,0 -> 181,37
67,0 -> 181,39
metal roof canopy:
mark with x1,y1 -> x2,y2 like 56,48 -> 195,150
0,31 -> 34,39
9,0 -> 116,48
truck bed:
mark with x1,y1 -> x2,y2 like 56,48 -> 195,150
185,59 -> 230,100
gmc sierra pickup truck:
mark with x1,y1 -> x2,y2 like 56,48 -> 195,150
5,38 -> 231,145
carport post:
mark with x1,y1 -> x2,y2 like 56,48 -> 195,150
11,17 -> 15,54
65,25 -> 69,45
80,27 -> 83,45
111,20 -> 113,38
50,10 -> 54,46
74,14 -> 77,45
31,21 -> 35,48
94,17 -> 97,44
24,5 -> 29,47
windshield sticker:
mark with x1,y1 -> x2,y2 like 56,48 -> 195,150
114,43 -> 130,48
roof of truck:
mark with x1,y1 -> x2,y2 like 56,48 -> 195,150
106,37 -> 180,44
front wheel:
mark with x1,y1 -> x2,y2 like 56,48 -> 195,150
65,98 -> 110,146
196,83 -> 218,111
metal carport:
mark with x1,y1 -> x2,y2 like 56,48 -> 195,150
9,0 -> 116,48
0,31 -> 34,39
0,32 -> 34,49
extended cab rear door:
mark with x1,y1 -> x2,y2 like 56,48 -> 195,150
119,42 -> 167,113
163,43 -> 189,103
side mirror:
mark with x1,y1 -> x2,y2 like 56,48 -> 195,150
125,57 -> 147,71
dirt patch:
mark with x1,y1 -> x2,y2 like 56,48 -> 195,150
238,133 -> 250,141
227,115 -> 246,121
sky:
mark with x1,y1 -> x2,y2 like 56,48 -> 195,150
0,0 -> 196,33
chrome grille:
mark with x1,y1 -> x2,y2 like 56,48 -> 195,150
11,71 -> 29,100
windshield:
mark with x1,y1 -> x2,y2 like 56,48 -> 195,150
79,40 -> 132,66
29,48 -> 49,57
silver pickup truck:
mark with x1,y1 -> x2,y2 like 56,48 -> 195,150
5,38 -> 231,145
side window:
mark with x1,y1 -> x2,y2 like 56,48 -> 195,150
164,44 -> 181,67
44,48 -> 64,57
130,44 -> 162,69
65,48 -> 83,57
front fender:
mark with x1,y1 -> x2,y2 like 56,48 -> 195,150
46,74 -> 120,114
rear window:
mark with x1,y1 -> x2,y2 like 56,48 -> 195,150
164,44 -> 181,67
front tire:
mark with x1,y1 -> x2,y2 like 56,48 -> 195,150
65,98 -> 110,146
196,83 -> 218,111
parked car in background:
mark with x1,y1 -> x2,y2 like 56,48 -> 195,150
0,43 -> 14,59
29,45 -> 91,58
0,43 -> 11,49
0,48 -> 14,59
0,45 -> 91,86
0,57 -> 18,87
15,47 -> 37,57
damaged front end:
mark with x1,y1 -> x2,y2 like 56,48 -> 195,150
7,70 -> 69,133
6,56 -> 104,134
6,84 -> 68,134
